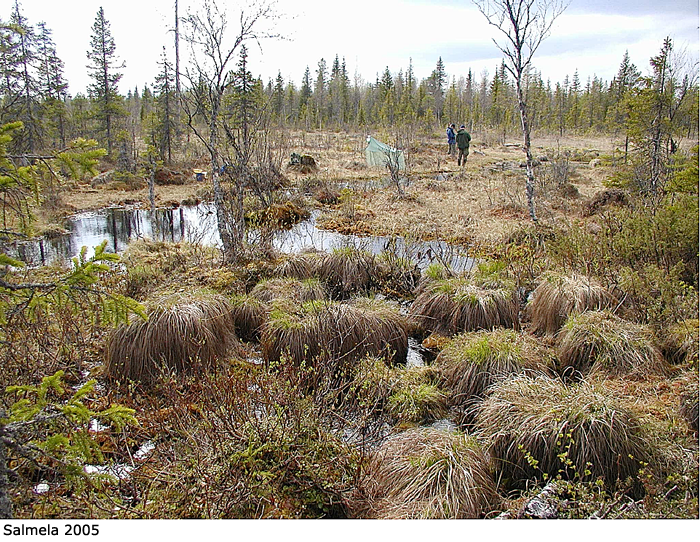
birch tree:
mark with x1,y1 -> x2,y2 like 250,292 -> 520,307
473,0 -> 568,222
181,0 -> 279,263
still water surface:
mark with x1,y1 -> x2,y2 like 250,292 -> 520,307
4,203 -> 474,272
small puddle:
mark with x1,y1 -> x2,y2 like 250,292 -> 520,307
4,204 -> 475,272
406,337 -> 427,368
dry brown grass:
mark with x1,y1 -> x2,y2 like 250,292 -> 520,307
349,427 -> 500,519
557,310 -> 669,379
250,277 -> 326,304
409,276 -> 519,336
527,271 -> 615,336
436,329 -> 555,425
475,374 -> 650,488
660,319 -> 699,366
318,247 -> 378,298
261,298 -> 409,370
104,292 -> 236,386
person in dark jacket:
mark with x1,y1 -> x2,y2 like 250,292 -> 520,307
446,124 -> 456,155
456,125 -> 471,166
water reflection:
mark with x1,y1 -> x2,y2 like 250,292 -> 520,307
2,203 -> 474,272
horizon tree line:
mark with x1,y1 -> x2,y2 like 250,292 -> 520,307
2,3 -> 697,167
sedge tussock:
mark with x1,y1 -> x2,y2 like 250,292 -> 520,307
528,272 -> 614,335
250,277 -> 326,304
228,294 -> 268,342
557,310 -> 669,378
660,319 -> 699,366
409,277 -> 519,336
676,370 -> 699,435
261,297 -> 410,369
436,329 -> 555,425
475,374 -> 649,488
350,427 -> 500,519
105,292 -> 236,386
273,250 -> 323,280
318,247 -> 378,298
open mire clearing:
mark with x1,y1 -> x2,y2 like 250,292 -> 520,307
56,130 -> 614,248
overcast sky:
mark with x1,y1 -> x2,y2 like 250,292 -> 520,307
9,0 -> 700,96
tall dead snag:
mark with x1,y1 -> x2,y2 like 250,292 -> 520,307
181,0 -> 279,262
473,0 -> 568,222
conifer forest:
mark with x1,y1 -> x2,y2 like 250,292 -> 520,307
0,0 -> 698,523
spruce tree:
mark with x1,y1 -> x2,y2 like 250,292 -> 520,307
152,47 -> 176,164
35,22 -> 68,148
8,1 -> 39,154
314,58 -> 328,128
272,71 -> 284,121
86,7 -> 124,155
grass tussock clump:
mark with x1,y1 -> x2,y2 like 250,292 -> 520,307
250,277 -> 326,304
409,276 -> 519,336
318,247 -> 378,298
386,366 -> 447,425
375,251 -> 420,298
272,250 -> 323,280
105,292 -> 236,386
350,427 -> 500,519
261,297 -> 409,370
557,310 -> 669,379
475,374 -> 649,488
121,239 -> 221,299
676,371 -> 699,435
527,272 -> 614,335
228,294 -> 268,342
660,319 -> 699,366
436,329 -> 555,425
348,359 -> 446,425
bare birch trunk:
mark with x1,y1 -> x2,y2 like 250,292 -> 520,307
516,81 -> 538,222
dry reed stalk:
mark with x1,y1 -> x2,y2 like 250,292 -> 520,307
528,272 -> 614,335
475,374 -> 649,488
105,293 -> 236,386
351,427 -> 500,519
557,310 -> 669,378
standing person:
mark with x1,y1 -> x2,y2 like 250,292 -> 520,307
446,124 -> 456,155
456,125 -> 471,166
